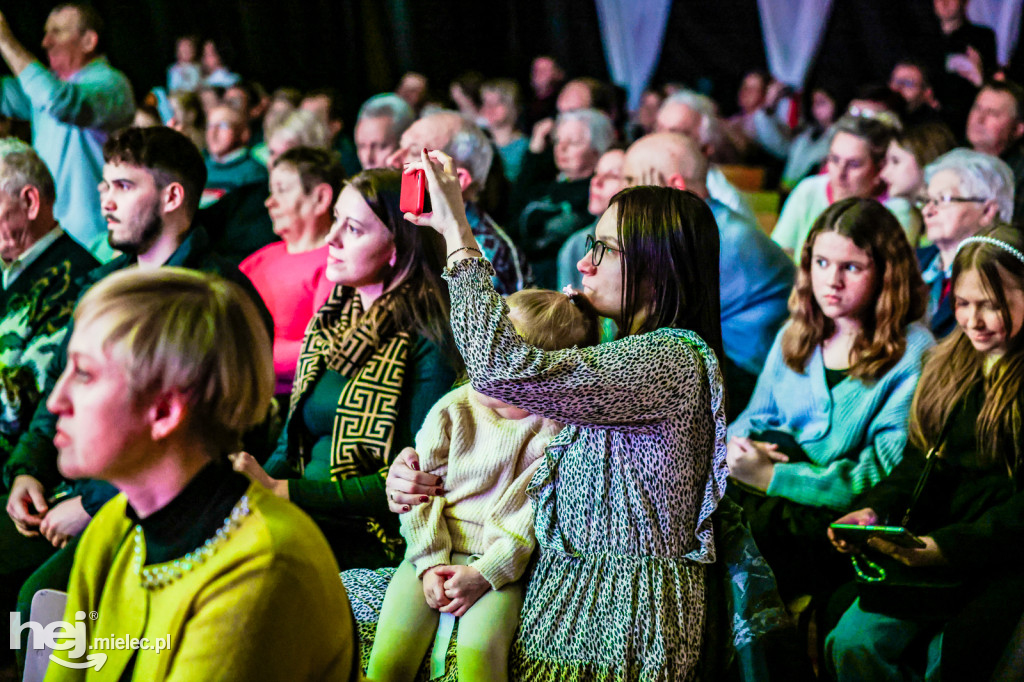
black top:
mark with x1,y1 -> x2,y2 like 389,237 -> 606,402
824,367 -> 848,390
127,461 -> 248,564
857,381 -> 1024,575
116,462 -> 248,682
934,21 -> 998,136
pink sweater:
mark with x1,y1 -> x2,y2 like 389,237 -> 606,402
240,242 -> 333,395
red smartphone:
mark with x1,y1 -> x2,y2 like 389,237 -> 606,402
400,168 -> 430,215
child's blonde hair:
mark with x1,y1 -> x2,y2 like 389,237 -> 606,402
506,289 -> 600,351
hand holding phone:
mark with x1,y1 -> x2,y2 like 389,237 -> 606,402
829,523 -> 926,550
400,167 -> 431,215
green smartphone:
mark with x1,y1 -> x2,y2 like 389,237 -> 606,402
829,523 -> 926,549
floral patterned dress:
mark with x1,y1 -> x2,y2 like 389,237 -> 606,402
443,258 -> 728,680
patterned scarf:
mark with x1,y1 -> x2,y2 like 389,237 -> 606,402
289,283 -> 411,559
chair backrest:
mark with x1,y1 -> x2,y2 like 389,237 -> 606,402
718,164 -> 766,192
741,190 -> 781,236
22,589 -> 68,682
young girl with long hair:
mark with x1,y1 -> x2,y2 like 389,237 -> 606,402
827,225 -> 1024,681
728,197 -> 933,600
878,121 -> 957,246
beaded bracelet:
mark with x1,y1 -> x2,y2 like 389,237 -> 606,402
850,554 -> 887,583
447,245 -> 483,260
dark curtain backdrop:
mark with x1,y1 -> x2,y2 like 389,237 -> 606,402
0,0 -> 609,128
0,1 -> 1013,126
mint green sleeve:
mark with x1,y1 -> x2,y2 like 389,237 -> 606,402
18,61 -> 133,131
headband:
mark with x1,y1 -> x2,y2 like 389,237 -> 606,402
955,236 -> 1024,266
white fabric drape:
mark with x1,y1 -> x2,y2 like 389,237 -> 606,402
966,0 -> 1024,67
594,0 -> 673,110
756,0 -> 835,87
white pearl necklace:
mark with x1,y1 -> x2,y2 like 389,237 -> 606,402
132,495 -> 251,590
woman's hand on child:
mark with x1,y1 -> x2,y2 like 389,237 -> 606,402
726,437 -> 788,491
866,534 -> 947,568
435,565 -> 491,618
827,507 -> 879,554
386,447 -> 443,513
423,567 -> 452,610
229,452 -> 289,499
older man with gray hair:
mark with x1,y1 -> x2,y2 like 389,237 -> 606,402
0,139 -> 97,461
355,93 -> 415,170
917,148 -> 1015,338
656,90 -> 755,223
0,4 -> 133,260
388,110 -> 529,293
622,131 -> 795,415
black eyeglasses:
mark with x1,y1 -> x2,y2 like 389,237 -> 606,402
914,194 -> 989,211
585,234 -> 622,266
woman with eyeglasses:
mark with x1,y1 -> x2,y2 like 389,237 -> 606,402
387,149 -> 727,679
915,149 -> 1015,339
727,198 -> 932,602
772,114 -> 915,263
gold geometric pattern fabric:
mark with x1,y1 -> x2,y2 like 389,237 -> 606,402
285,284 -> 411,559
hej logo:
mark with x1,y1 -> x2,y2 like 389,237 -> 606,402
10,610 -> 106,671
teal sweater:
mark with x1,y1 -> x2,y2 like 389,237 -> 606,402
728,322 -> 934,510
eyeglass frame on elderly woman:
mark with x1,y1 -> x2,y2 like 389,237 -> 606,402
913,193 -> 989,211
585,234 -> 622,267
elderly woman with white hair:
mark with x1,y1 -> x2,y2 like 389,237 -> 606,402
916,148 -> 1015,338
266,109 -> 332,166
512,107 -> 615,288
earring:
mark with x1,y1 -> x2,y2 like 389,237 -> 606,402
389,252 -> 397,268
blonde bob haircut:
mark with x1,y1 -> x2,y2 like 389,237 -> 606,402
73,267 -> 274,454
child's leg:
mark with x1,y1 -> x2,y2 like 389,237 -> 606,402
454,577 -> 525,682
365,560 -> 438,682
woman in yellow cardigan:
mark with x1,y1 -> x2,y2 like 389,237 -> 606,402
43,268 -> 358,681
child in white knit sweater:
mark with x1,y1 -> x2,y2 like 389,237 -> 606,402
366,288 -> 599,682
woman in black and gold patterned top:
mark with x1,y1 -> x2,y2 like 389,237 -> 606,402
233,168 -> 461,570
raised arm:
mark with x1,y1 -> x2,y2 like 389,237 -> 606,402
444,259 -> 708,426
404,148 -> 717,427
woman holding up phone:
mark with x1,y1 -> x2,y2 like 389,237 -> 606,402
393,149 -> 727,679
826,225 -> 1024,682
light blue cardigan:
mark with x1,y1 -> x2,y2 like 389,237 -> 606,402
728,322 -> 935,510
